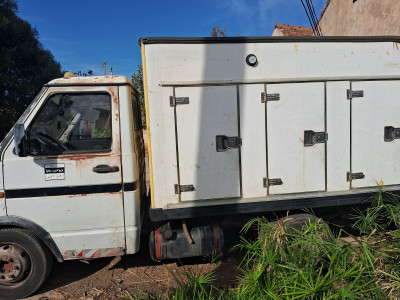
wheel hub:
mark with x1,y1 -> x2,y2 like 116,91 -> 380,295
0,244 -> 31,283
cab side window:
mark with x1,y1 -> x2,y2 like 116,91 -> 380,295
29,93 -> 112,155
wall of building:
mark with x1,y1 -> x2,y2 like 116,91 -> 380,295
319,0 -> 400,36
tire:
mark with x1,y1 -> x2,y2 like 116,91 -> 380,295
281,213 -> 318,231
0,228 -> 53,299
277,213 -> 332,239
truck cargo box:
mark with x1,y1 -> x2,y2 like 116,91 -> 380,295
140,36 -> 400,221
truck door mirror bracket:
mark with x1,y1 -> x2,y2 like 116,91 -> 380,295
14,124 -> 28,157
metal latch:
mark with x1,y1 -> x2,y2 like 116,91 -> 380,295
347,89 -> 364,99
261,93 -> 280,103
175,184 -> 195,194
263,178 -> 283,187
216,135 -> 242,152
170,96 -> 189,107
384,126 -> 400,142
304,131 -> 328,147
347,172 -> 365,182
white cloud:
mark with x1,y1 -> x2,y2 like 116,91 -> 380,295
229,0 -> 254,15
219,0 -> 257,34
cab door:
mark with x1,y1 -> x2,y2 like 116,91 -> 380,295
3,87 -> 125,259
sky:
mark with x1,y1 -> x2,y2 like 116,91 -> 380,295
16,0 -> 326,78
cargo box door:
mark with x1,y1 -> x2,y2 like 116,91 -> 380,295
351,81 -> 400,188
267,83 -> 326,194
174,86 -> 241,201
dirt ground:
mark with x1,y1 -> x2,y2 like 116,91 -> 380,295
27,239 -> 242,300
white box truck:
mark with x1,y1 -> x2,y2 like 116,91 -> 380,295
1,36 -> 400,298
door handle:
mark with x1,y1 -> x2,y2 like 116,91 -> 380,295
384,126 -> 400,142
216,135 -> 242,152
93,165 -> 119,173
304,131 -> 328,147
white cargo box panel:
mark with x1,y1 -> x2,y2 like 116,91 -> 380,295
141,37 -> 400,210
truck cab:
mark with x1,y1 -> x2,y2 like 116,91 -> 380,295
0,75 -> 145,299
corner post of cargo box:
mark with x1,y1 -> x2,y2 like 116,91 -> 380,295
140,40 -> 155,209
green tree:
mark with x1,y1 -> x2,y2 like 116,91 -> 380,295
131,65 -> 146,128
0,0 -> 62,139
74,70 -> 94,76
210,26 -> 227,37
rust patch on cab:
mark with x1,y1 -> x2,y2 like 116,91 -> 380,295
62,247 -> 125,260
49,76 -> 132,86
107,87 -> 119,104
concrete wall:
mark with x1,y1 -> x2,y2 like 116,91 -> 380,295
319,0 -> 400,36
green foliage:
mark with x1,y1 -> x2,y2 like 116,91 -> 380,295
131,199 -> 400,299
0,0 -> 62,139
92,128 -> 111,138
74,70 -> 94,77
350,189 -> 400,297
124,289 -> 154,300
210,26 -> 227,37
165,208 -> 400,299
352,188 -> 400,235
131,65 -> 146,128
233,217 -> 386,299
167,265 -> 218,300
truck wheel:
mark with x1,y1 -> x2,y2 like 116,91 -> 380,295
0,228 -> 53,299
277,213 -> 332,239
280,213 -> 318,231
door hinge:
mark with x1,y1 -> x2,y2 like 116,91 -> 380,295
347,89 -> 364,99
347,172 -> 365,182
304,131 -> 328,147
261,92 -> 280,103
216,135 -> 242,152
170,96 -> 189,107
175,184 -> 195,194
263,178 -> 283,187
384,126 -> 400,142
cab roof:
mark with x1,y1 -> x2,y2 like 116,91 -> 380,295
45,75 -> 134,88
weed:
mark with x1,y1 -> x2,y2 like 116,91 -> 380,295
352,188 -> 400,235
233,216 -> 386,299
166,264 -> 219,300
124,289 -> 154,300
153,189 -> 400,299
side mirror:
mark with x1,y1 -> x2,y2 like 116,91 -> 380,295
14,124 -> 28,157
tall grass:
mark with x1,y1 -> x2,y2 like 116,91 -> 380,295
131,190 -> 400,299
233,215 -> 385,299
167,265 -> 218,300
352,189 -> 400,235
351,189 -> 400,298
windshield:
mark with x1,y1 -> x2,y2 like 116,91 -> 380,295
0,87 -> 48,159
